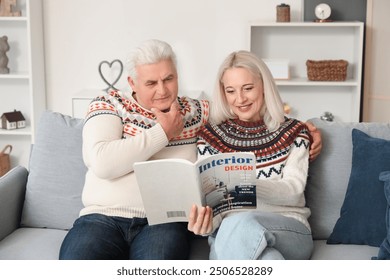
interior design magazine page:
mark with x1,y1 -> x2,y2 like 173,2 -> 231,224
134,152 -> 257,225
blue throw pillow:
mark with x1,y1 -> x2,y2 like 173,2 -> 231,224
375,171 -> 390,259
327,129 -> 390,246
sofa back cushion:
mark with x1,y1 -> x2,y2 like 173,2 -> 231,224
376,171 -> 390,259
327,129 -> 390,246
21,111 -> 87,230
306,118 -> 390,240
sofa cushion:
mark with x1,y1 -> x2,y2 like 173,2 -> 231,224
327,129 -> 389,246
310,240 -> 379,260
21,111 -> 87,230
306,119 -> 390,240
0,166 -> 28,241
375,171 -> 390,259
0,228 -> 67,260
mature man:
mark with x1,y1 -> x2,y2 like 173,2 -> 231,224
59,39 -> 209,259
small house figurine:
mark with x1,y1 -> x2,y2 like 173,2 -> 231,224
1,110 -> 25,129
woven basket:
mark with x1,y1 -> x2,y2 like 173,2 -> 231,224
306,60 -> 348,81
0,145 -> 12,177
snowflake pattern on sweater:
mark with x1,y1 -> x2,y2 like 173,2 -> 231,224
85,90 -> 209,145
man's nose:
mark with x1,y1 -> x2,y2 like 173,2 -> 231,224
156,80 -> 166,95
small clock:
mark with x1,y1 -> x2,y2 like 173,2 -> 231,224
315,3 -> 332,22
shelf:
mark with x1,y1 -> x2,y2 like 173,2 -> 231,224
0,126 -> 32,136
73,89 -> 106,98
275,78 -> 359,87
249,21 -> 364,27
0,16 -> 27,22
0,73 -> 30,79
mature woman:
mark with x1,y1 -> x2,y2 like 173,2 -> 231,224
188,50 -> 313,260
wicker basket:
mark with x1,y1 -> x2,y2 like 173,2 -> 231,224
0,145 -> 12,177
306,60 -> 348,81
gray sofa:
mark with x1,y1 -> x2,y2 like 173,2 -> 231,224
0,110 -> 388,260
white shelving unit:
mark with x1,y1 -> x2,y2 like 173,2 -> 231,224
249,21 -> 364,122
72,89 -> 105,119
0,0 -> 46,169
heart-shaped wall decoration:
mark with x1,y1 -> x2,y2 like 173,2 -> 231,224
98,59 -> 123,92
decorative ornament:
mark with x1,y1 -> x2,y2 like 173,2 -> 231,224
1,109 -> 25,129
315,3 -> 332,22
0,35 -> 10,74
320,111 -> 334,122
0,0 -> 21,17
98,59 -> 123,92
276,3 -> 290,22
283,103 -> 291,115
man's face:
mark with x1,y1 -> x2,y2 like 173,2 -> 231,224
128,59 -> 178,111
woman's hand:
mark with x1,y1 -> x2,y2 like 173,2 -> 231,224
187,204 -> 213,235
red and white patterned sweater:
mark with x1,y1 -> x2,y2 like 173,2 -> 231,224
197,118 -> 312,231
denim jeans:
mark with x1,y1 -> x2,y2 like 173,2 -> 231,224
59,214 -> 190,260
208,211 -> 313,260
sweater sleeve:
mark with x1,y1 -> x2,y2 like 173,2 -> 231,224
82,114 -> 169,180
255,135 -> 310,207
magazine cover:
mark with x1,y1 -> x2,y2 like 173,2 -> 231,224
197,153 -> 257,217
134,152 -> 257,225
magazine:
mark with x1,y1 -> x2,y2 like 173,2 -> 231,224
133,152 -> 257,225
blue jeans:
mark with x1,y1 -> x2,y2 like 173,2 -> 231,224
59,214 -> 190,260
209,211 -> 313,260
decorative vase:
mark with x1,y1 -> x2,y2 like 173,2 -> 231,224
0,35 -> 10,74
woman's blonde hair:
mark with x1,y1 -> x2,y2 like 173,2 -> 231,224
211,50 -> 285,131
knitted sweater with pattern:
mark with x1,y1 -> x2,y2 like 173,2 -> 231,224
80,90 -> 209,219
197,118 -> 312,231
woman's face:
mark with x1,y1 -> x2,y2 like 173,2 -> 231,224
222,67 -> 264,122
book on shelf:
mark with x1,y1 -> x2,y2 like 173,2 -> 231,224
134,152 -> 257,225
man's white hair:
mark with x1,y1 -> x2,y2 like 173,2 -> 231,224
126,39 -> 177,81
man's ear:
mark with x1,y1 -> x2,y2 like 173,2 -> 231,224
128,77 -> 136,91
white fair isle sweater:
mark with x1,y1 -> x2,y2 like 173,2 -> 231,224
197,118 -> 312,231
80,90 -> 209,219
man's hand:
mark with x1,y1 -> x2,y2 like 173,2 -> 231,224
152,102 -> 184,140
188,204 -> 213,235
306,121 -> 322,161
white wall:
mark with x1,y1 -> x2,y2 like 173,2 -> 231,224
42,0 -> 303,116
363,0 -> 390,122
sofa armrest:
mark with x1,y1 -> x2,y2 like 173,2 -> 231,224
0,166 -> 28,241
